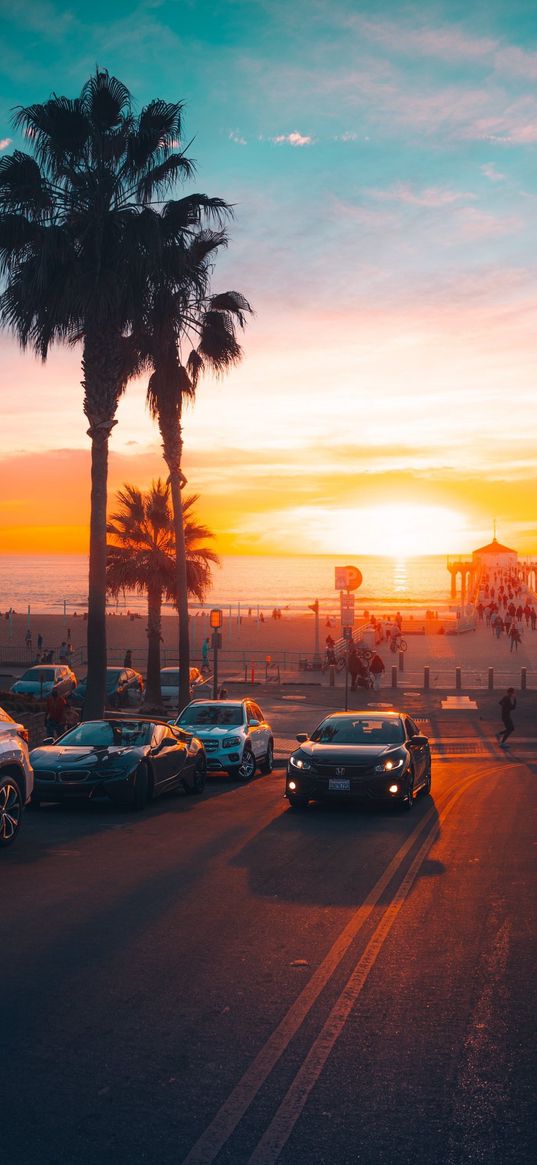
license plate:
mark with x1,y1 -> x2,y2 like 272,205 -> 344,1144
329,778 -> 350,792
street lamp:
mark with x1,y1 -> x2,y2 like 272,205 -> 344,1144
210,609 -> 223,699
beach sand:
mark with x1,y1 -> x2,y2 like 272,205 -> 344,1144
1,608 -> 536,688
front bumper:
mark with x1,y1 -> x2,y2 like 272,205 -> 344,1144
34,768 -> 136,805
285,766 -> 410,803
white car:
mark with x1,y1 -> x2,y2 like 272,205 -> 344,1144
174,698 -> 274,781
10,664 -> 77,699
160,666 -> 206,708
0,705 -> 34,847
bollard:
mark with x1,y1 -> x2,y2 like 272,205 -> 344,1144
455,667 -> 461,691
398,650 -> 404,673
488,667 -> 494,690
391,665 -> 398,689
521,666 -> 527,690
329,663 -> 335,688
424,666 -> 430,690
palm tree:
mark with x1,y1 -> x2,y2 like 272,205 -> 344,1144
138,210 -> 251,708
0,69 -> 220,718
106,481 -> 218,705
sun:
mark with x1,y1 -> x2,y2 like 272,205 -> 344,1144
315,503 -> 468,557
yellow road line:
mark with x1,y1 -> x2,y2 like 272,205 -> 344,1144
181,768 -> 493,1165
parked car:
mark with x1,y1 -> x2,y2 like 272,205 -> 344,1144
159,666 -> 205,707
285,709 -> 431,809
0,705 -> 34,847
10,664 -> 77,699
70,667 -> 144,710
173,698 -> 274,781
30,716 -> 206,809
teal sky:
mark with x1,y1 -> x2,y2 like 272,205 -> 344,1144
2,1 -> 537,556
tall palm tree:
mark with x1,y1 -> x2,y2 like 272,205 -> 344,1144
0,69 -> 223,718
106,481 -> 218,704
138,209 -> 251,708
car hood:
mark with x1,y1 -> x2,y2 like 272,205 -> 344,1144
178,723 -> 242,738
296,743 -> 405,763
12,680 -> 54,694
31,744 -> 147,768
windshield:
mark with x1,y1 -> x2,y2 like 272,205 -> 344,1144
20,668 -> 54,682
310,717 -> 404,746
57,721 -> 152,748
161,671 -> 180,686
178,704 -> 244,727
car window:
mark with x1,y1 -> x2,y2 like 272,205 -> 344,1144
405,718 -> 419,738
311,717 -> 404,745
151,724 -> 165,748
249,703 -> 263,722
58,721 -> 152,748
20,667 -> 54,682
178,704 -> 243,727
161,671 -> 180,686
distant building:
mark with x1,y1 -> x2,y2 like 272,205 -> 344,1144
472,536 -> 517,572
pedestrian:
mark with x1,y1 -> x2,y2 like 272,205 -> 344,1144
496,687 -> 516,747
124,649 -> 133,667
201,636 -> 210,672
509,625 -> 521,652
45,689 -> 68,739
369,651 -> 385,691
37,632 -> 43,652
25,628 -> 32,651
59,640 -> 68,663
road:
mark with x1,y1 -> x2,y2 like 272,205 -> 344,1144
3,704 -> 537,1164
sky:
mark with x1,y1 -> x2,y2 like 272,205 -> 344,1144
1,0 -> 537,558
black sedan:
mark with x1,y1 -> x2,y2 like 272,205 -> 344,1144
285,710 -> 431,810
70,667 -> 144,710
30,717 -> 207,809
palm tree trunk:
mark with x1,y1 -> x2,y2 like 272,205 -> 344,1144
169,467 -> 191,714
145,584 -> 163,705
84,428 -> 109,719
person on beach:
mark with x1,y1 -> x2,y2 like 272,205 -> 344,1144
496,688 -> 516,747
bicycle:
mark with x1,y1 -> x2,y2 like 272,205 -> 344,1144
390,634 -> 407,653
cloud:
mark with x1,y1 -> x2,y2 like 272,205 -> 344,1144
481,163 -> 506,182
369,182 -> 475,208
452,207 -> 523,242
272,130 -> 312,146
229,129 -> 247,145
0,138 -> 12,150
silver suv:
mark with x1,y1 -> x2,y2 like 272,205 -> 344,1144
0,705 -> 34,848
174,698 -> 274,781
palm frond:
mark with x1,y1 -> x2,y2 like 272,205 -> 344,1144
137,154 -> 195,204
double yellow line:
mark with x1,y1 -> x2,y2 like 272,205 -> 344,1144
181,767 -> 494,1165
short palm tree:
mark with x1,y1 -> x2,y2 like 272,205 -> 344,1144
0,69 -> 227,718
106,481 -> 218,705
139,211 -> 251,708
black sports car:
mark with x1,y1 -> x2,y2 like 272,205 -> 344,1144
285,710 -> 431,810
30,717 -> 207,809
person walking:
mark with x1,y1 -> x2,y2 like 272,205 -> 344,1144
45,690 -> 68,739
496,687 -> 516,747
369,651 -> 385,691
201,636 -> 210,673
123,649 -> 133,667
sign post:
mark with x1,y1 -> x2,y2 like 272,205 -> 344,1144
335,566 -> 362,710
308,599 -> 321,668
210,608 -> 223,699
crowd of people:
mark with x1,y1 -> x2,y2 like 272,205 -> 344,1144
476,570 -> 537,653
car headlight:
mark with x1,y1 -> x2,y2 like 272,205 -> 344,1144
222,736 -> 242,748
289,754 -> 312,771
375,756 -> 405,773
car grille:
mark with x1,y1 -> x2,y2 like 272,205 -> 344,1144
200,740 -> 220,753
60,769 -> 92,783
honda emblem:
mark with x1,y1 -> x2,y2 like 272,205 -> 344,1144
335,767 -> 345,777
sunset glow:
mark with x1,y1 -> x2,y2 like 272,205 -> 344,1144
2,2 -> 537,557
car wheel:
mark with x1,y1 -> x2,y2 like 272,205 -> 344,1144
287,792 -> 309,809
260,741 -> 274,775
0,775 -> 23,847
132,763 -> 149,811
231,747 -> 256,781
403,770 -> 415,810
184,753 -> 207,796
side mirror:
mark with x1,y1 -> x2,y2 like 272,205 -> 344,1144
296,732 -> 309,743
409,734 -> 428,746
248,718 -> 260,727
42,737 -> 55,746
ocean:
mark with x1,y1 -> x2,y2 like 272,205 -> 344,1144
0,554 -> 454,616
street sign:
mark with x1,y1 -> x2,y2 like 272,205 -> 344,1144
335,565 -> 363,591
340,593 -> 355,627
